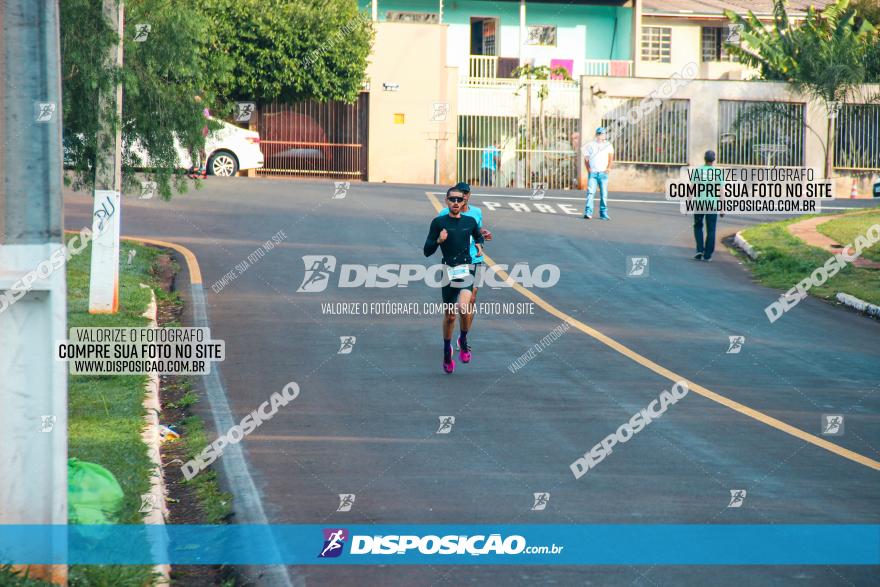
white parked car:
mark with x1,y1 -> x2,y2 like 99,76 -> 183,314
64,119 -> 264,177
122,118 -> 264,176
182,118 -> 264,176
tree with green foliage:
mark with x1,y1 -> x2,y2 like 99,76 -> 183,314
62,0 -> 221,199
851,0 -> 880,28
725,0 -> 875,84
61,0 -> 373,199
196,0 -> 373,104
724,0 -> 877,176
851,0 -> 880,82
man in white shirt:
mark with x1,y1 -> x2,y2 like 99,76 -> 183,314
582,127 -> 614,220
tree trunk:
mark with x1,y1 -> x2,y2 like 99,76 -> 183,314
825,113 -> 834,180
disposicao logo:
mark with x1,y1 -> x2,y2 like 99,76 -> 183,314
298,255 -> 338,293
296,255 -> 560,292
318,528 -> 348,558
315,531 -> 564,558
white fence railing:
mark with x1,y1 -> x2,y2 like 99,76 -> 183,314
584,59 -> 633,77
468,55 -> 498,81
457,79 -> 581,189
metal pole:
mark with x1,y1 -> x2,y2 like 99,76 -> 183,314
526,79 -> 532,187
88,0 -> 124,314
631,0 -> 641,78
434,138 -> 440,184
519,0 -> 526,66
0,0 -> 68,582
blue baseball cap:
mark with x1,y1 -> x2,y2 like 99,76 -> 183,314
596,126 -> 607,135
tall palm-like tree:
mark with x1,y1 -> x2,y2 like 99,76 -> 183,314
724,0 -> 876,176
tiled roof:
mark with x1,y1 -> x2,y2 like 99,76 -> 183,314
642,0 -> 837,17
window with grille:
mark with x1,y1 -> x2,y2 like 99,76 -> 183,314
701,27 -> 737,62
834,104 -> 880,170
641,27 -> 671,63
717,100 -> 805,166
601,98 -> 689,165
483,20 -> 497,56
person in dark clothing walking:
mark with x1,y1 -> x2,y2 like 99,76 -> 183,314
693,149 -> 722,261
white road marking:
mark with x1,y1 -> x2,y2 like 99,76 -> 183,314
427,191 -> 864,210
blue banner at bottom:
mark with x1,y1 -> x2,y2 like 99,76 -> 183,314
1,525 -> 878,565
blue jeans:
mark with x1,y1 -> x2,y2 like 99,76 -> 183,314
584,171 -> 609,217
693,213 -> 718,258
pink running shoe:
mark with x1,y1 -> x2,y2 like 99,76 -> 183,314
443,356 -> 455,374
458,338 -> 472,363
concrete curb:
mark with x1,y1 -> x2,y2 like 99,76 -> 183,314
733,231 -> 760,261
122,236 -> 294,587
139,284 -> 171,587
836,292 -> 880,320
731,231 -> 879,321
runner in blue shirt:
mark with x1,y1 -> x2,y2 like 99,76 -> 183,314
480,143 -> 500,186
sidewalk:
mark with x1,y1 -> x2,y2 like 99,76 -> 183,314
785,216 -> 880,269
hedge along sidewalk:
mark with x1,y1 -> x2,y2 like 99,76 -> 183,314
65,236 -> 169,586
736,210 -> 880,310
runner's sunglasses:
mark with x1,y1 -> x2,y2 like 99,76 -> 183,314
446,196 -> 465,203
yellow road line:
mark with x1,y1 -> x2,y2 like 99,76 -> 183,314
123,235 -> 203,285
65,230 -> 203,284
426,192 -> 880,472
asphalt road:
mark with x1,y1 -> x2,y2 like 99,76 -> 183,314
64,179 -> 879,586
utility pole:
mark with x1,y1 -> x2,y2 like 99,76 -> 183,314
0,0 -> 68,583
519,0 -> 526,66
631,0 -> 642,78
88,0 -> 124,314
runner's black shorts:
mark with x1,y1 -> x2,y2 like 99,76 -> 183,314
441,263 -> 482,305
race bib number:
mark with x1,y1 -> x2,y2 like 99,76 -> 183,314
447,265 -> 470,281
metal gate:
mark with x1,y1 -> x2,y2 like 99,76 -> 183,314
256,93 -> 369,180
457,79 -> 580,190
600,97 -> 691,165
717,100 -> 805,167
834,103 -> 880,171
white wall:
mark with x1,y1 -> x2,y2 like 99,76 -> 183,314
579,75 -> 880,193
367,22 -> 458,184
639,17 -> 757,80
517,25 -> 587,75
448,22 -> 588,77
446,23 -> 471,72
